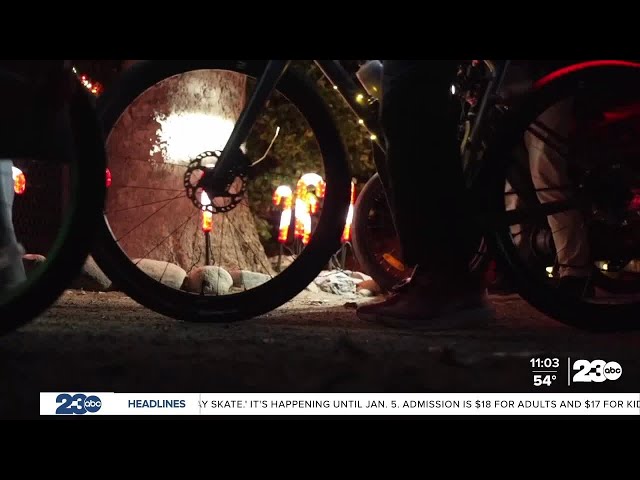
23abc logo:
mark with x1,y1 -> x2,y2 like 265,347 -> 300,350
572,360 -> 622,383
55,393 -> 102,415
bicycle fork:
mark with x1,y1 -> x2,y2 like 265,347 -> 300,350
198,60 -> 291,197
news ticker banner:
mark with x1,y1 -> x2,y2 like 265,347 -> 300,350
40,393 -> 640,416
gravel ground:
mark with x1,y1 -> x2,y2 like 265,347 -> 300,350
2,289 -> 640,418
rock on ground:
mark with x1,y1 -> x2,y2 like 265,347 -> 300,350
183,266 -> 233,295
21,254 -> 113,292
269,255 -> 296,272
356,279 -> 382,296
357,288 -> 376,297
22,254 -> 46,275
70,255 -> 112,292
351,271 -> 372,282
132,259 -> 187,290
305,281 -> 321,293
229,270 -> 271,289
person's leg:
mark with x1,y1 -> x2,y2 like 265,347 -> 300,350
488,178 -> 521,295
357,60 -> 491,328
0,159 -> 26,289
379,61 -> 473,274
525,98 -> 592,296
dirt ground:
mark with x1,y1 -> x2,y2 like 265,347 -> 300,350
2,289 -> 640,418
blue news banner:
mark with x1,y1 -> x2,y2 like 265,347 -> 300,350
40,392 -> 640,416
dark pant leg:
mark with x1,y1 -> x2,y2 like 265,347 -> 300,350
0,160 -> 17,248
380,60 -> 471,277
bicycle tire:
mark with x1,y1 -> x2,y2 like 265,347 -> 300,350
593,268 -> 640,294
352,171 -> 490,291
483,61 -> 640,332
0,86 -> 106,335
93,60 -> 351,322
351,172 -> 409,291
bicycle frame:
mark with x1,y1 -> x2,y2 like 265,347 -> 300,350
317,60 -> 512,155
208,60 -> 517,192
464,60 -> 510,150
206,60 -> 384,187
314,61 -> 384,143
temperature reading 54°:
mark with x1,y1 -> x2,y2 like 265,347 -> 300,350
533,374 -> 556,386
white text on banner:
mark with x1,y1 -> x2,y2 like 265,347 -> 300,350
40,393 -> 640,416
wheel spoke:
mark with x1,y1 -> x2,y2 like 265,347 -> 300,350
487,198 -> 582,228
212,211 -> 226,296
504,185 -> 574,197
114,196 -> 186,242
110,184 -> 183,193
225,209 -> 274,280
526,121 -> 568,158
106,193 -> 184,214
134,210 -> 199,264
227,214 -> 248,291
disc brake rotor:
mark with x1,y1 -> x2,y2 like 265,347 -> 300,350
183,150 -> 249,213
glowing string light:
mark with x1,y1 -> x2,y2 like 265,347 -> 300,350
71,66 -> 103,96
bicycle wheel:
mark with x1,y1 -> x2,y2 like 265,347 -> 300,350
351,60 -> 496,292
351,172 -> 409,291
351,170 -> 490,291
0,75 -> 106,335
93,60 -> 350,322
482,60 -> 640,331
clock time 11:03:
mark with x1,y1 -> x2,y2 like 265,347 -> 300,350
530,358 -> 560,369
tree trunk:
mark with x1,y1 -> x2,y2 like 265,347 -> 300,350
105,67 -> 274,277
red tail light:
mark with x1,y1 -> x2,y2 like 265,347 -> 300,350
629,189 -> 640,211
106,168 -> 112,188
